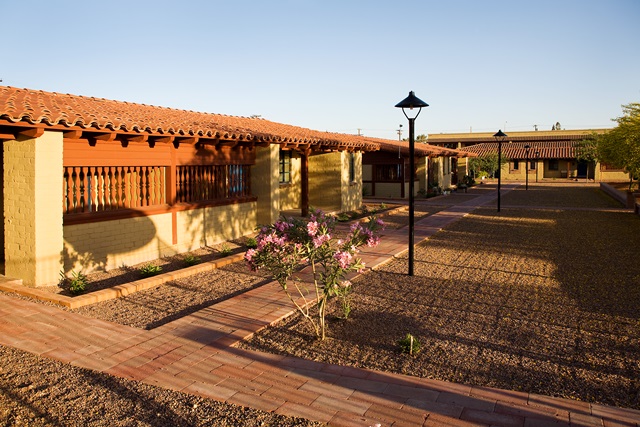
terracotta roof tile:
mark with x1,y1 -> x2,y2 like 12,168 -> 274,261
374,138 -> 476,157
462,141 -> 582,159
0,86 -> 383,151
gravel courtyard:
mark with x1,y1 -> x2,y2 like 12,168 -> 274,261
1,183 -> 638,426
241,184 -> 640,410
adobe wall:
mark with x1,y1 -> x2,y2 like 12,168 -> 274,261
341,152 -> 362,212
309,152 -> 342,211
252,145 -> 280,225
4,131 -> 64,287
63,201 -> 256,274
279,154 -> 301,211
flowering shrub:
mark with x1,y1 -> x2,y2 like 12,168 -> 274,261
245,209 -> 384,340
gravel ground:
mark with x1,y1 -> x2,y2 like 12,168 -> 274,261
241,185 -> 640,410
2,184 -> 638,426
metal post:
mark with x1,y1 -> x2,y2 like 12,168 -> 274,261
408,117 -> 415,276
497,139 -> 502,212
525,146 -> 530,190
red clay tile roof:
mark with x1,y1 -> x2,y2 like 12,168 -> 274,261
0,86 -> 382,152
374,138 -> 476,158
462,141 -> 583,159
427,129 -> 607,145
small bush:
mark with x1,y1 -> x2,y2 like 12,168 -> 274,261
140,264 -> 162,277
336,212 -> 351,222
59,270 -> 89,295
219,244 -> 232,256
398,333 -> 421,356
245,237 -> 258,249
183,254 -> 201,266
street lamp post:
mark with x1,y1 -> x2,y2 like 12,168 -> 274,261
535,151 -> 540,183
395,91 -> 429,276
524,145 -> 530,190
493,130 -> 508,212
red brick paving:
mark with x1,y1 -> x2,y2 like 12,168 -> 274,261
1,184 -> 638,427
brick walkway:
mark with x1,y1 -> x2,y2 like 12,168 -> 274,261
1,183 -> 639,427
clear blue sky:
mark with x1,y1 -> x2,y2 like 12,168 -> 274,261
2,0 -> 638,139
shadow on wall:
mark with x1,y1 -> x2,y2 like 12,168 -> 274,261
62,214 -> 164,274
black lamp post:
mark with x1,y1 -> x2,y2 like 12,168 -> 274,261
524,145 -> 530,190
535,151 -> 540,183
493,130 -> 508,212
395,91 -> 429,276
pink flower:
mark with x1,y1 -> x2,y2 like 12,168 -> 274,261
307,221 -> 319,237
366,236 -> 380,247
244,248 -> 256,262
312,234 -> 330,248
334,251 -> 353,269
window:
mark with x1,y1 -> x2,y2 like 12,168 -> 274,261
529,161 -> 536,170
513,160 -> 519,170
549,159 -> 559,171
279,150 -> 291,184
349,153 -> 355,182
375,164 -> 402,181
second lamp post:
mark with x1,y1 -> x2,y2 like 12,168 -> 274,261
395,91 -> 429,276
493,130 -> 508,212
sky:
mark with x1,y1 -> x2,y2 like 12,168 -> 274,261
1,0 -> 639,140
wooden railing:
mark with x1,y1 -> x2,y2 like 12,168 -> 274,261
64,164 -> 252,215
63,166 -> 167,214
176,165 -> 251,203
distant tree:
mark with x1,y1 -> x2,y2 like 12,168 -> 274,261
402,134 -> 429,143
552,122 -> 562,131
575,136 -> 599,181
597,102 -> 640,190
469,152 -> 509,178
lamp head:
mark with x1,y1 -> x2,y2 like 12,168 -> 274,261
395,91 -> 429,120
493,129 -> 508,139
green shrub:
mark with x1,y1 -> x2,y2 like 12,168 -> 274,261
219,244 -> 232,256
245,237 -> 258,249
140,264 -> 162,277
398,333 -> 421,356
183,254 -> 201,266
336,212 -> 351,222
60,270 -> 89,295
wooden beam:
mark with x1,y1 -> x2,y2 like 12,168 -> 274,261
63,129 -> 83,139
0,132 -> 16,141
175,136 -> 199,145
121,134 -> 148,143
19,127 -> 45,139
149,136 -> 175,144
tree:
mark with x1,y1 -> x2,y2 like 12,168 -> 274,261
575,136 -> 599,181
468,152 -> 509,179
597,103 -> 640,190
